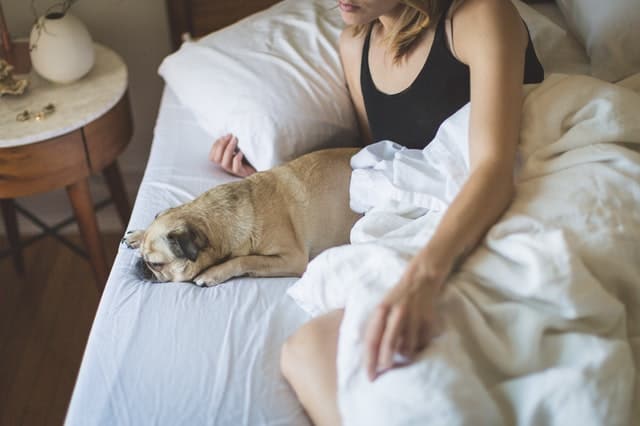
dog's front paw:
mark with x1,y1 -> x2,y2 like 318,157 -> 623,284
122,230 -> 144,249
193,275 -> 222,288
193,279 -> 216,288
193,268 -> 231,287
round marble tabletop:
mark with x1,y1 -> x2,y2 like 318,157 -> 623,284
0,43 -> 128,148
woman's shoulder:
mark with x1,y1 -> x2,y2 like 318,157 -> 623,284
450,0 -> 528,63
453,0 -> 521,18
339,25 -> 367,75
451,0 -> 524,33
339,25 -> 366,58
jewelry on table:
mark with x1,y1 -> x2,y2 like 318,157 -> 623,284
0,58 -> 29,96
16,103 -> 56,122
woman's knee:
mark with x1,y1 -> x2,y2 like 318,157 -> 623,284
279,330 -> 304,382
280,309 -> 344,382
280,319 -> 324,382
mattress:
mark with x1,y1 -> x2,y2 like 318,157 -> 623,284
65,87 -> 312,426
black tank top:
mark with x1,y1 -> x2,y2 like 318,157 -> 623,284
361,0 -> 544,149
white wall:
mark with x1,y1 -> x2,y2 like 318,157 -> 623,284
2,0 -> 172,234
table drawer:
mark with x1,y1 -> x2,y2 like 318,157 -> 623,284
0,130 -> 89,198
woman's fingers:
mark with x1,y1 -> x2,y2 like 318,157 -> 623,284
221,136 -> 238,169
210,134 -> 257,177
366,304 -> 436,380
361,266 -> 446,379
208,137 -> 221,163
365,305 -> 389,381
399,318 -> 418,358
377,305 -> 406,372
233,152 -> 256,177
232,151 -> 245,175
209,133 -> 232,163
242,159 -> 257,176
414,322 -> 430,355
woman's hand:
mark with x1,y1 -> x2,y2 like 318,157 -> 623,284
209,134 -> 257,177
364,254 -> 451,381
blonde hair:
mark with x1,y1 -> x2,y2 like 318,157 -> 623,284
354,1 -> 447,63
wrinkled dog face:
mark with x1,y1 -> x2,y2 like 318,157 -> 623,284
123,212 -> 209,283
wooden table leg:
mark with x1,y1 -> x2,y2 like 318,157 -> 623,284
1,198 -> 25,274
103,161 -> 131,228
66,179 -> 108,289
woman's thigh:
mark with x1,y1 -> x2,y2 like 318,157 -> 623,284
281,309 -> 344,426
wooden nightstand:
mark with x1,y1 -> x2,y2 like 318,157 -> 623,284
0,44 -> 133,289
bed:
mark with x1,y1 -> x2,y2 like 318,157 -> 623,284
66,0 -> 640,425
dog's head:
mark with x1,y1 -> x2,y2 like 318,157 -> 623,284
123,210 -> 212,283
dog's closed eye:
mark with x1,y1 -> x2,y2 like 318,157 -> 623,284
146,261 -> 165,270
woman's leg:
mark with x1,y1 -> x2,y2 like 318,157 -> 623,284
280,309 -> 344,426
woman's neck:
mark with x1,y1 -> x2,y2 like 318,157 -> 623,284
376,4 -> 405,36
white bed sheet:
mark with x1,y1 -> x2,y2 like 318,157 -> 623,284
65,88 -> 312,426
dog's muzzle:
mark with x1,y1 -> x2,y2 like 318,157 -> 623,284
135,258 -> 160,283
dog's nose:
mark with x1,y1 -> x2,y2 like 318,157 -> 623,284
135,258 -> 159,282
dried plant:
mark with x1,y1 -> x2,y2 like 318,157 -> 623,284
29,0 -> 81,51
31,0 -> 81,20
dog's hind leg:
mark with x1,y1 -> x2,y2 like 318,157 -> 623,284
193,253 -> 308,287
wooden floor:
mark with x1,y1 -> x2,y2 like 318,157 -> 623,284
0,233 -> 121,426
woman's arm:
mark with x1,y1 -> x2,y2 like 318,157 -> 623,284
365,0 -> 530,380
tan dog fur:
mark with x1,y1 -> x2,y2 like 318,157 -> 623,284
123,148 -> 361,286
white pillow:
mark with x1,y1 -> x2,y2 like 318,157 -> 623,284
555,0 -> 640,82
158,0 -> 359,171
512,0 -> 591,76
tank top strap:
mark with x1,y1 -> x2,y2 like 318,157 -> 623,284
361,1 -> 452,94
361,23 -> 373,78
433,0 -> 457,50
364,0 -> 456,63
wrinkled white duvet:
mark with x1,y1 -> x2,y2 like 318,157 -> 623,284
287,74 -> 640,425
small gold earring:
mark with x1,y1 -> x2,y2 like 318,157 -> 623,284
15,103 -> 56,122
16,110 -> 31,122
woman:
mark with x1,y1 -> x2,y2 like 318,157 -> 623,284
211,0 -> 543,424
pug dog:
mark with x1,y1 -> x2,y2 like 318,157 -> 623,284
122,147 -> 361,287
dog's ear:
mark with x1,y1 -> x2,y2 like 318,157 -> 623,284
154,207 -> 175,220
166,224 -> 208,262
